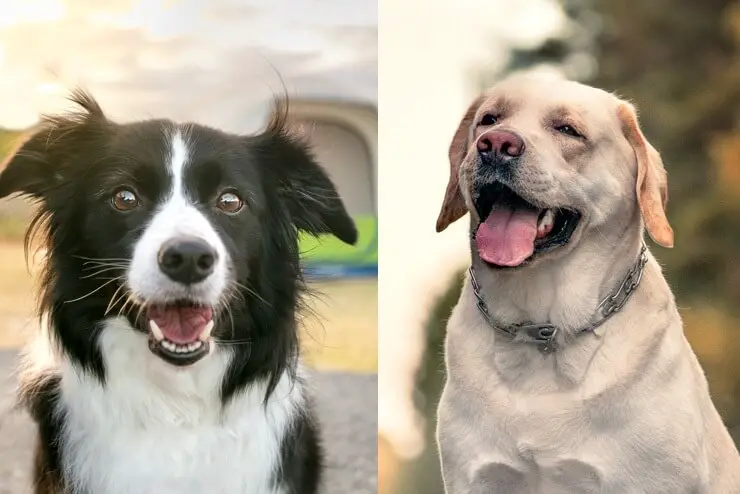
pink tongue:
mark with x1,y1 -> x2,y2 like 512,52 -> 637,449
148,305 -> 212,344
475,208 -> 539,267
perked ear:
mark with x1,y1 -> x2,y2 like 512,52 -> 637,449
256,101 -> 358,245
0,89 -> 107,200
436,95 -> 484,233
617,102 -> 674,248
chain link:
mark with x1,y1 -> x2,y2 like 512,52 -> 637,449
597,245 -> 647,317
470,244 -> 648,353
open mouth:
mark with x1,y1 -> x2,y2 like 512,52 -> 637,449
473,182 -> 581,268
146,301 -> 214,366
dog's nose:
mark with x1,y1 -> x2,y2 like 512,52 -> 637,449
477,130 -> 525,159
157,237 -> 217,285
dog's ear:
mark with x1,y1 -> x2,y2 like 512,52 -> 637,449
255,106 -> 358,245
0,89 -> 107,200
618,102 -> 674,248
0,131 -> 50,199
436,95 -> 484,232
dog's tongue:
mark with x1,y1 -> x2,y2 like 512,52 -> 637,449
148,305 -> 213,344
475,208 -> 539,267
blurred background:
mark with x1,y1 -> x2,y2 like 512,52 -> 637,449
379,0 -> 740,492
0,1 -> 377,493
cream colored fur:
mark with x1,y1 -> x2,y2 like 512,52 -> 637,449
435,74 -> 740,493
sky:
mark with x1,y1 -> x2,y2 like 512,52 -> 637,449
0,0 -> 377,131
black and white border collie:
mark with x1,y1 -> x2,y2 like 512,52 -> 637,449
0,90 -> 357,494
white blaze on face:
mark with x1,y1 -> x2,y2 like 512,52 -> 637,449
127,126 -> 228,305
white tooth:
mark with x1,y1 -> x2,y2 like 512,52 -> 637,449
188,343 -> 198,352
199,320 -> 215,341
149,320 -> 164,341
538,209 -> 554,232
192,341 -> 203,349
177,346 -> 187,353
162,340 -> 174,351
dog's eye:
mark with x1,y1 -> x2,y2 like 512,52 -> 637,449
216,191 -> 244,214
111,189 -> 139,212
479,114 -> 498,126
555,125 -> 582,138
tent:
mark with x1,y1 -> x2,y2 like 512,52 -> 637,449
284,100 -> 378,279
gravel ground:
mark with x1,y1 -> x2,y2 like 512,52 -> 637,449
0,350 -> 377,494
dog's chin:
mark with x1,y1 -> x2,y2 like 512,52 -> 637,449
133,298 -> 217,367
471,182 -> 582,270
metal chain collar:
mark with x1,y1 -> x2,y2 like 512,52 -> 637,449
469,244 -> 648,353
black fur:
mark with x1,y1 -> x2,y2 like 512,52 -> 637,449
2,90 -> 357,493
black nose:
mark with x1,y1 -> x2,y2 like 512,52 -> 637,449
157,237 -> 217,285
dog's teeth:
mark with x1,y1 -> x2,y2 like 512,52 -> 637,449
199,320 -> 214,341
149,320 -> 164,341
537,209 -> 554,234
161,340 -> 175,351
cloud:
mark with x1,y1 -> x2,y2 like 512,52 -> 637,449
0,0 -> 377,129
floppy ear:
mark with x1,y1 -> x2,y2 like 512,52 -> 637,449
436,95 -> 484,232
256,107 -> 358,245
0,89 -> 107,200
617,102 -> 674,248
0,131 -> 51,199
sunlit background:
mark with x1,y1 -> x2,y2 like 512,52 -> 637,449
0,1 -> 377,492
379,0 -> 740,492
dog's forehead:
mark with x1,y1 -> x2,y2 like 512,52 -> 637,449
112,119 -> 244,165
478,76 -> 620,122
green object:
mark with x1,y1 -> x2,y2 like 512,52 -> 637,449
299,215 -> 377,266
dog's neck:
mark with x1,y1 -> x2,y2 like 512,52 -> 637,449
471,228 -> 645,337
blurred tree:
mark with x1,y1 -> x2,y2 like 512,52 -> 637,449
510,0 -> 598,79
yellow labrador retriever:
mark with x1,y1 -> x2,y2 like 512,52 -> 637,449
435,73 -> 740,494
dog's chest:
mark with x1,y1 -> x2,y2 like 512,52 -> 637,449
56,331 -> 299,494
61,415 -> 284,494
452,384 -> 705,493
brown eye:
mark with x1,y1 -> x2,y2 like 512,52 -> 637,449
479,114 -> 498,126
555,124 -> 583,138
216,191 -> 244,214
111,189 -> 139,211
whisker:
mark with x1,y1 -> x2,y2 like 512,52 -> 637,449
232,280 -> 270,307
75,256 -> 130,263
106,283 -> 128,315
64,278 -> 119,304
82,267 -> 127,279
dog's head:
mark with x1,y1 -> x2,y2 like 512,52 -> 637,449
436,73 -> 673,269
0,90 -> 356,371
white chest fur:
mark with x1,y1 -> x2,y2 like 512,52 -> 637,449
56,318 -> 301,494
